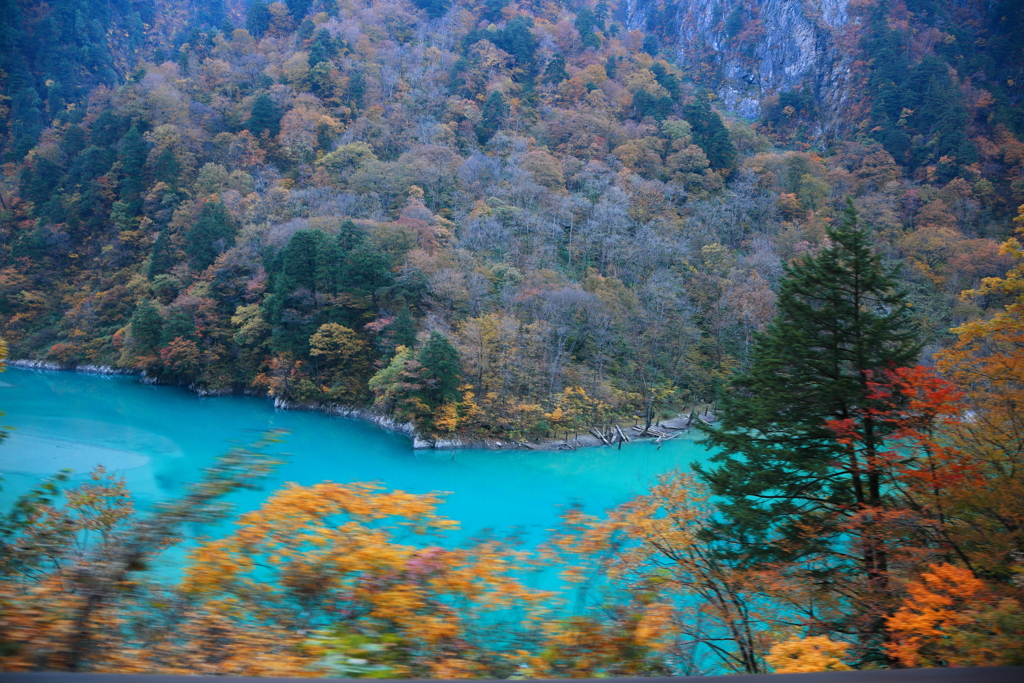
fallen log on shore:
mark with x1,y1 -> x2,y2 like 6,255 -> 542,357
615,424 -> 630,443
588,427 -> 612,446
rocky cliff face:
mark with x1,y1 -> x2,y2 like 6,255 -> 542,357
625,0 -> 856,135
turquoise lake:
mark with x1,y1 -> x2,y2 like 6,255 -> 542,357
0,367 -> 714,558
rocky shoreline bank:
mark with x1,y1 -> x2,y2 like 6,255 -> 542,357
7,360 -> 712,451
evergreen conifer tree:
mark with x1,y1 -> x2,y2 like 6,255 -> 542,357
186,201 -> 237,271
130,301 -> 164,355
118,125 -> 148,212
336,219 -> 364,252
246,0 -> 271,37
276,229 -> 338,296
412,0 -> 449,19
308,30 -> 335,68
418,332 -> 461,406
682,99 -> 737,172
153,146 -> 181,188
544,54 -> 568,83
348,72 -> 366,110
149,228 -> 174,279
390,303 -> 418,351
476,91 -> 508,144
697,201 -> 921,652
160,309 -> 198,347
246,93 -> 281,139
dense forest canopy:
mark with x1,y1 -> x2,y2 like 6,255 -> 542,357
2,0 -> 1024,675
2,0 -> 1022,442
1,0 -> 1023,440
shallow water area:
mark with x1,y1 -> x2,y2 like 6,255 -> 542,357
0,367 -> 714,565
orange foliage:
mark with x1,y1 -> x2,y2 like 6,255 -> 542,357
885,564 -> 1024,667
182,481 -> 551,678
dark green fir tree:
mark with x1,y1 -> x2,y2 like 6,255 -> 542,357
390,303 -> 418,351
275,228 -> 339,296
412,0 -> 449,19
246,0 -> 271,37
186,201 -> 237,271
696,200 -> 921,662
148,228 -> 174,279
476,91 -> 508,144
418,332 -> 462,406
130,301 -> 164,356
118,125 -> 148,212
153,146 -> 182,189
544,54 -> 568,84
246,93 -> 281,139
682,99 -> 737,172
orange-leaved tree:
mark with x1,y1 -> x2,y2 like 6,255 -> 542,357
0,432 -> 286,673
885,563 -> 1024,667
823,365 -> 980,570
178,481 -> 552,679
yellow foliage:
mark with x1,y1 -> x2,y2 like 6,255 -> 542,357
765,636 -> 852,673
634,602 -> 674,651
180,481 -> 552,676
433,402 -> 460,433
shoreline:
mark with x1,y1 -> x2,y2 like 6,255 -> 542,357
5,360 -> 713,451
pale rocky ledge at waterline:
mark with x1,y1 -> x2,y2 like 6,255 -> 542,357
7,361 -> 712,451
626,0 -> 854,136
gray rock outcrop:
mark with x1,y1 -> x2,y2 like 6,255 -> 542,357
625,0 -> 856,136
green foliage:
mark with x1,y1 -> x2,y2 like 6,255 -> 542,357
341,245 -> 393,302
634,90 -> 674,121
368,345 -> 415,411
276,229 -> 340,296
465,16 -> 538,70
682,99 -> 736,172
390,304 -> 418,352
118,126 -> 148,211
860,6 -> 983,172
130,301 -> 164,356
477,91 -> 509,143
417,332 -> 462,407
152,146 -> 182,189
148,229 -> 175,279
544,54 -> 568,84
247,93 -> 282,139
309,29 -> 338,68
651,62 -> 681,99
697,200 -> 921,562
247,0 -> 271,37
412,0 -> 449,20
186,201 -> 237,272
348,71 -> 366,108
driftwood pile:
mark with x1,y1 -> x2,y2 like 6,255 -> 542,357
544,412 -> 716,451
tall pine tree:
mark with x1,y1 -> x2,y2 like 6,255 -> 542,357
696,200 -> 920,659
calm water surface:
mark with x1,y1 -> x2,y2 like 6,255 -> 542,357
0,367 -> 714,554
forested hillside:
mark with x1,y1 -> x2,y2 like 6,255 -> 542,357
1,0 -> 1023,441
